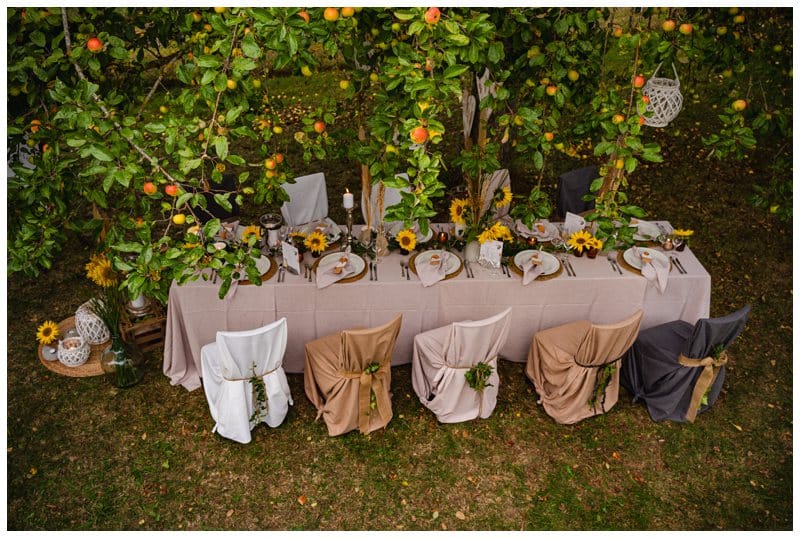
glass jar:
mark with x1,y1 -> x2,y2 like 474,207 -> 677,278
101,334 -> 145,388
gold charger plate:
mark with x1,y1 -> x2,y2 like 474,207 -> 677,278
312,252 -> 368,284
241,255 -> 278,285
38,317 -> 105,377
509,250 -> 564,281
617,248 -> 672,276
408,250 -> 463,280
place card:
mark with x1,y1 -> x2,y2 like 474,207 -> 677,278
281,241 -> 301,275
478,240 -> 503,268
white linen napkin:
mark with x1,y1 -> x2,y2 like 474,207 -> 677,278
563,212 -> 586,236
515,219 -> 555,240
316,258 -> 355,289
416,251 -> 448,287
630,219 -> 662,240
520,253 -> 545,285
633,246 -> 668,293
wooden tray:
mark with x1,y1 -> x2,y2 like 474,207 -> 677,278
38,317 -> 105,377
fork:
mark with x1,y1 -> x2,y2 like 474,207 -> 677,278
369,261 -> 374,281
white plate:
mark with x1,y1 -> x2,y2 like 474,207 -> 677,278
513,250 -> 560,276
630,220 -> 662,241
298,217 -> 342,244
623,247 -> 669,270
414,250 -> 462,276
387,221 -> 434,244
239,255 -> 272,280
316,252 -> 366,277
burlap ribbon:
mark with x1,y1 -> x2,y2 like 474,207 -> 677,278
678,351 -> 729,423
338,360 -> 392,434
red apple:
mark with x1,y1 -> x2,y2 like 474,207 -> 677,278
546,85 -> 557,96
544,132 -> 554,142
265,158 -> 277,170
165,184 -> 179,197
613,25 -> 623,38
633,75 -> 646,88
313,120 -> 326,134
410,126 -> 428,144
298,10 -> 309,23
612,114 -> 625,124
143,181 -> 157,195
732,99 -> 747,111
679,23 -> 693,35
662,19 -> 676,32
424,7 -> 440,24
87,37 -> 103,53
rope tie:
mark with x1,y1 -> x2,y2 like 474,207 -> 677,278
338,360 -> 392,434
678,351 -> 729,423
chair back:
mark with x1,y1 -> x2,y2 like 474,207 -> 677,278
575,310 -> 643,366
341,315 -> 403,370
556,165 -> 599,218
215,318 -> 288,380
444,308 -> 512,368
281,172 -> 328,226
361,173 -> 409,226
684,305 -> 750,359
481,168 -> 511,219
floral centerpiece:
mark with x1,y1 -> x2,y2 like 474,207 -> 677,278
395,228 -> 417,253
304,230 -> 328,256
567,230 -> 603,257
449,182 -> 512,244
672,228 -> 694,251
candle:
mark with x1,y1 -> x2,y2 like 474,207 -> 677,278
343,189 -> 354,209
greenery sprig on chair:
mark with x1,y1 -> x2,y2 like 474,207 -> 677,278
465,362 -> 494,392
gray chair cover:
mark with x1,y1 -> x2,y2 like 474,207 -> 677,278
620,306 -> 750,422
556,166 -> 598,219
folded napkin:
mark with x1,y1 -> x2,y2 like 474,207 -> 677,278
633,246 -> 668,293
563,212 -> 586,236
520,253 -> 546,285
316,258 -> 355,289
515,219 -> 555,240
308,219 -> 330,236
416,251 -> 448,287
630,219 -> 663,240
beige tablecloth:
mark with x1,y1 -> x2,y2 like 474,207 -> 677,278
164,223 -> 711,391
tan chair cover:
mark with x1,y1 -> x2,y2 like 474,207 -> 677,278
304,315 -> 403,436
412,308 -> 512,423
526,310 -> 643,424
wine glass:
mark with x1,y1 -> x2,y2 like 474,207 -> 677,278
671,235 -> 684,250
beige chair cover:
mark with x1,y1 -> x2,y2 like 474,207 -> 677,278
481,168 -> 511,219
361,173 -> 409,227
526,310 -> 643,424
304,315 -> 403,436
412,308 -> 512,423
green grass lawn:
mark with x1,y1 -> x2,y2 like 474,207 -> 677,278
6,71 -> 792,530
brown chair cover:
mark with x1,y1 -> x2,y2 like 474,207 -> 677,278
411,308 -> 512,423
304,315 -> 402,436
525,310 -> 643,424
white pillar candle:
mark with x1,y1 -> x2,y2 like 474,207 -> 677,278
343,190 -> 354,209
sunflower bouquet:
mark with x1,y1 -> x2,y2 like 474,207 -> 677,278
567,229 -> 603,256
449,184 -> 513,244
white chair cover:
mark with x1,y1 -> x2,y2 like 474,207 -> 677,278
201,318 -> 293,443
481,168 -> 511,219
411,308 -> 512,423
280,172 -> 328,227
361,173 -> 409,227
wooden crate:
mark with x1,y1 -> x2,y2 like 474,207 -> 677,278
121,302 -> 166,352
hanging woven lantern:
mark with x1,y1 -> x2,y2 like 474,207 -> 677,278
642,63 -> 683,128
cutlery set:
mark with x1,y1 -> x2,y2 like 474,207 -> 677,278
464,261 -> 474,279
670,256 -> 687,274
500,259 -> 512,278
606,252 -> 623,275
369,261 -> 379,281
399,261 -> 410,280
560,255 -> 577,277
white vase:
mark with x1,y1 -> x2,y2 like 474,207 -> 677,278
130,294 -> 147,309
464,240 -> 481,263
454,222 -> 466,239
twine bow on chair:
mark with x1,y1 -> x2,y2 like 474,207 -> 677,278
338,360 -> 392,434
678,351 -> 729,423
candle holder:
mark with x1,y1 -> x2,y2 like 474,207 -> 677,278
345,206 -> 354,252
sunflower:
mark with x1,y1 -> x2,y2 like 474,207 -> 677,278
240,225 -> 262,244
493,186 -> 513,208
477,228 -> 496,244
85,254 -> 118,288
304,230 -> 328,254
588,236 -> 604,250
396,229 -> 417,251
490,222 -> 513,242
567,229 -> 593,253
673,228 -> 694,238
36,320 -> 59,345
449,198 -> 468,225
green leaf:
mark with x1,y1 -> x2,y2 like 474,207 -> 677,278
144,123 -> 166,134
215,136 -> 229,161
488,42 -> 504,64
88,145 -> 114,162
242,33 -> 261,58
197,55 -> 222,68
31,31 -> 46,47
114,242 -> 144,254
533,150 -> 544,171
226,154 -> 246,166
213,193 -> 232,212
443,65 -> 469,79
446,33 -> 470,46
176,192 -> 193,209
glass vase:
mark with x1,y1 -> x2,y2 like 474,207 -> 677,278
101,334 -> 145,388
464,240 -> 481,263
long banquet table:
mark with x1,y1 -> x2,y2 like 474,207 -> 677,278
163,222 -> 710,391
